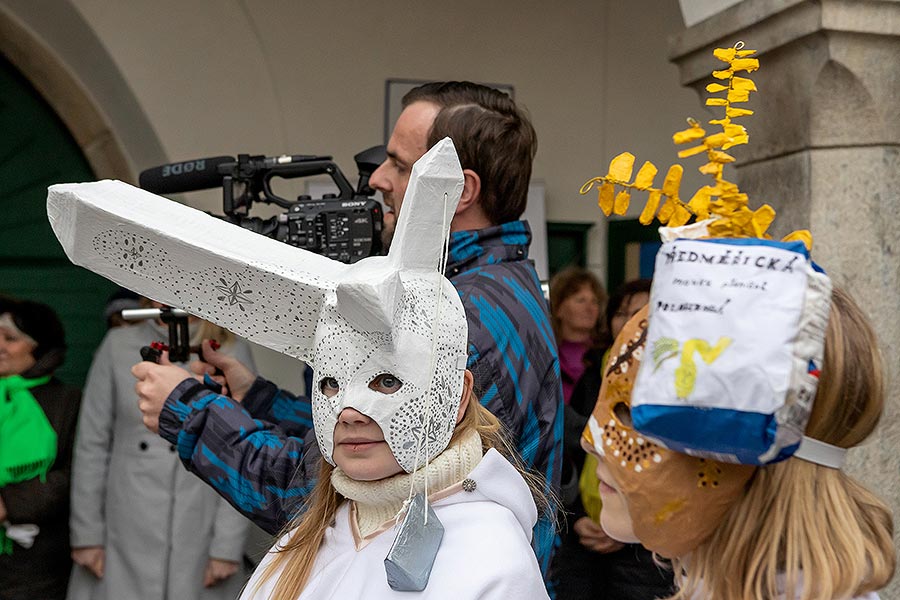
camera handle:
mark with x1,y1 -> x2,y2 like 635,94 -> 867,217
121,307 -> 192,363
262,159 -> 356,204
223,155 -> 357,214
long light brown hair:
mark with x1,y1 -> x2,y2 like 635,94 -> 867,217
668,287 -> 895,599
253,396 -> 551,600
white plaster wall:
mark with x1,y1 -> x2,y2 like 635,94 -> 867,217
679,0 -> 745,26
66,0 -> 703,238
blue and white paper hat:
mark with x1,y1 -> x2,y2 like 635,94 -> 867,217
581,43 -> 835,466
631,231 -> 831,465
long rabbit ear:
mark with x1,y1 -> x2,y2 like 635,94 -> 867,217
388,137 -> 464,273
46,179 -> 345,361
333,138 -> 463,334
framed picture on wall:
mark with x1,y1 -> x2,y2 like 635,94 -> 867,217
606,218 -> 661,292
383,79 -> 515,143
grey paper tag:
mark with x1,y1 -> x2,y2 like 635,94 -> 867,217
384,493 -> 444,591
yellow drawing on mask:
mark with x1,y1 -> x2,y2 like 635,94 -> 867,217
653,337 -> 732,399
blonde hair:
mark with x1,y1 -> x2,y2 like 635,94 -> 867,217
190,319 -> 235,347
668,287 -> 895,599
254,397 -> 551,600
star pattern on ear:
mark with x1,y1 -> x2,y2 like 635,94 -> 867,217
215,278 -> 255,311
122,235 -> 145,269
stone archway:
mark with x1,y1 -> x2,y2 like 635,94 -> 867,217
0,2 -> 168,385
0,7 -> 131,181
0,0 -> 169,182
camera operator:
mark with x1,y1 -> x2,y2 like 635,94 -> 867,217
133,81 -> 563,578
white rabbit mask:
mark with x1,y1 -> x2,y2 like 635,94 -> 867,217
47,138 -> 468,472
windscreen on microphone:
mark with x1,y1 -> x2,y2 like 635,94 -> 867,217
139,156 -> 235,194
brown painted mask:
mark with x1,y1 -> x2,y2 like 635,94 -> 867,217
582,305 -> 756,558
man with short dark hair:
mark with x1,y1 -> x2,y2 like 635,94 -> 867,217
375,82 -> 537,247
133,81 -> 563,578
370,82 -> 562,575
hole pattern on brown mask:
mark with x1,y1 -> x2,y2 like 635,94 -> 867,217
602,416 -> 663,473
601,316 -> 660,472
696,458 -> 723,488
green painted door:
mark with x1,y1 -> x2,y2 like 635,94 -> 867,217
1,54 -> 117,387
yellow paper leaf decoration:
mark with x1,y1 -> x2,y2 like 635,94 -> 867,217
661,165 -> 683,197
782,229 -> 813,251
687,187 -> 713,219
726,107 -> 754,118
608,153 -> 635,181
633,162 -> 658,189
658,198 -> 676,222
670,204 -> 693,228
677,145 -> 708,159
698,162 -> 723,176
580,41 -> 813,247
750,205 -> 776,236
640,190 -> 663,225
614,190 -> 631,215
714,47 -> 739,62
730,58 -> 760,73
707,150 -> 735,163
598,183 -> 615,215
672,119 -> 706,145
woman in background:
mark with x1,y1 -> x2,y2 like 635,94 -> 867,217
554,278 -> 672,600
0,297 -> 81,600
549,267 -> 607,408
67,299 -> 254,600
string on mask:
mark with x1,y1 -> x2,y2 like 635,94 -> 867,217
405,191 -> 453,525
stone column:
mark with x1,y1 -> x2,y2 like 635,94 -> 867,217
671,0 -> 900,595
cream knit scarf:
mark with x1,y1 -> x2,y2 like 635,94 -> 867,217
331,429 -> 483,537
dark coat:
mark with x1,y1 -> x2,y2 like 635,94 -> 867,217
0,378 -> 81,600
553,350 -> 676,600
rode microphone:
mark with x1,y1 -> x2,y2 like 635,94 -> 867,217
138,156 -> 235,195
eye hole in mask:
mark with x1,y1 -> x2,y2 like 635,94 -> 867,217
369,373 -> 403,394
613,401 -> 633,429
320,377 -> 340,397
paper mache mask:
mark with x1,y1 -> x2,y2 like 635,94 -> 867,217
47,138 -> 469,473
582,305 -> 756,558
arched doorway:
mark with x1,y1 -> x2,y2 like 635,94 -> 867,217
0,53 -> 117,386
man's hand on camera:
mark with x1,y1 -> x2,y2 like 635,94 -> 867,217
132,351 -> 193,433
190,339 -> 255,402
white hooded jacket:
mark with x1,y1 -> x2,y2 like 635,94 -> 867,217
240,448 -> 549,600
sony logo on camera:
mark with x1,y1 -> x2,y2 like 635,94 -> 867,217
161,160 -> 207,177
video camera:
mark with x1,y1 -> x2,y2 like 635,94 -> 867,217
138,146 -> 386,264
